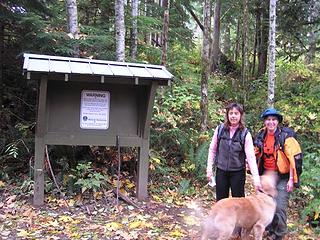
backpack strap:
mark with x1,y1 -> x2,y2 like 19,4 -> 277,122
240,128 -> 249,149
217,123 -> 224,142
217,123 -> 248,149
278,127 -> 297,150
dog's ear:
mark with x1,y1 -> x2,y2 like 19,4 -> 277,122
260,172 -> 278,198
263,170 -> 278,186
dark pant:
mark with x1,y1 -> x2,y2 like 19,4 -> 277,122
267,178 -> 290,238
215,168 -> 246,201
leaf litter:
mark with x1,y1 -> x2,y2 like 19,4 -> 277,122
0,175 -> 318,239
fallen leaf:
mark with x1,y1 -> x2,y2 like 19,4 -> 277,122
58,215 -> 73,222
17,229 -> 29,237
1,230 -> 11,236
129,220 -> 143,229
183,215 -> 200,226
170,229 -> 184,237
105,222 -> 122,231
6,195 -> 17,205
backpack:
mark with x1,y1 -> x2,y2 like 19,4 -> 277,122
255,127 -> 303,188
278,127 -> 303,187
217,123 -> 249,150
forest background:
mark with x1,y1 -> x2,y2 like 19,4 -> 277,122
0,0 -> 319,239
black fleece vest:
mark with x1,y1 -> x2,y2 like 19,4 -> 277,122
216,128 -> 247,171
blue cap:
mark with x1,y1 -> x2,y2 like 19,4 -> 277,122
260,108 -> 283,122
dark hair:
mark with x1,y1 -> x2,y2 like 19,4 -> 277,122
224,102 -> 245,130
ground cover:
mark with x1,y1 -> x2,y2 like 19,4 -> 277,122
0,175 -> 318,239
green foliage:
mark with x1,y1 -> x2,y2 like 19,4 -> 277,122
275,60 -> 320,140
182,141 -> 210,180
293,145 -> 320,227
178,178 -> 195,195
167,43 -> 201,81
69,162 -> 109,193
19,178 -> 34,196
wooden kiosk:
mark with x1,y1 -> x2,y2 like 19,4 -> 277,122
22,53 -> 173,205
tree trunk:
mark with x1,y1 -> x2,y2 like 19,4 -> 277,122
241,0 -> 249,104
234,19 -> 241,62
268,0 -> 277,107
200,0 -> 211,132
115,0 -> 125,61
252,2 -> 262,76
257,1 -> 268,77
222,19 -> 231,58
211,0 -> 221,72
131,0 -> 139,60
144,0 -> 152,45
306,0 -> 318,64
161,0 -> 170,66
0,21 -> 3,109
65,0 -> 80,57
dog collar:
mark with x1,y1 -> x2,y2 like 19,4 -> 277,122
258,189 -> 275,199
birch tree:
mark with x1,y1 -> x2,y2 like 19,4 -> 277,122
115,0 -> 125,61
268,0 -> 276,107
131,0 -> 138,59
65,0 -> 80,57
306,0 -> 319,64
200,0 -> 211,132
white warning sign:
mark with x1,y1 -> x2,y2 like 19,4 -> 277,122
80,90 -> 110,129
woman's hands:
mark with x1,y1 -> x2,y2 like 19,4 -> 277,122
287,178 -> 294,192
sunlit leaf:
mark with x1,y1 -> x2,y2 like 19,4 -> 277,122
105,222 -> 122,231
17,229 -> 29,237
58,215 -> 73,222
129,220 -> 143,229
48,220 -> 60,227
183,215 -> 200,226
303,227 -> 313,235
170,229 -> 184,237
0,181 -> 5,187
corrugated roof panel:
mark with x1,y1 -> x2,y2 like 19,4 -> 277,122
109,65 -> 133,77
129,66 -> 153,78
147,67 -> 172,79
90,63 -> 114,75
28,58 -> 49,72
70,61 -> 92,74
49,60 -> 71,73
23,53 -> 174,81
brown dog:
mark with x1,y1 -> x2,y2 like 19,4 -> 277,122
201,172 -> 278,240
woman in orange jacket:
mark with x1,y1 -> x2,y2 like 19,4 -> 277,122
254,108 -> 302,240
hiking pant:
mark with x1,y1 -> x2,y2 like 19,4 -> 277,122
215,168 -> 246,201
268,178 -> 291,238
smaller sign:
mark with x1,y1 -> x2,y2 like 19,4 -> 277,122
80,90 -> 110,129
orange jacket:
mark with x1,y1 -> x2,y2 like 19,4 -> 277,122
254,127 -> 302,185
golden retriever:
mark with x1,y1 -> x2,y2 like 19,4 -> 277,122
201,172 -> 278,240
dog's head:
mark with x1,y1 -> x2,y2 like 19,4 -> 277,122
260,171 -> 278,198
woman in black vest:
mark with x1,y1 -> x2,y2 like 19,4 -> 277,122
206,103 -> 261,201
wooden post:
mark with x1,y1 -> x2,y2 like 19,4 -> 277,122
33,75 -> 48,206
137,138 -> 149,200
136,82 -> 158,200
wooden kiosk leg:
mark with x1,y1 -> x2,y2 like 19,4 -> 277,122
33,138 -> 45,206
136,139 -> 149,200
33,75 -> 47,206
